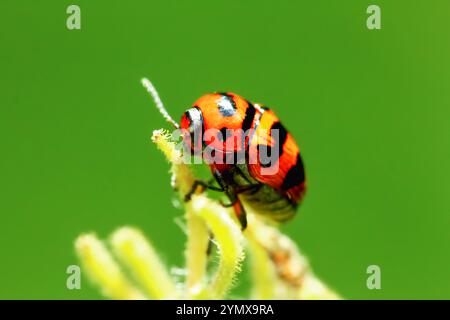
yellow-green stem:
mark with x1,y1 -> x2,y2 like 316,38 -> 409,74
110,227 -> 177,299
246,218 -> 277,299
151,129 -> 209,296
191,195 -> 244,299
185,203 -> 209,296
75,233 -> 146,300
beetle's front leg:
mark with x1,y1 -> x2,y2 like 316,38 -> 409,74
184,179 -> 224,202
231,195 -> 248,230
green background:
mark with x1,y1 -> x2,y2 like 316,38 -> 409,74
1,0 -> 449,299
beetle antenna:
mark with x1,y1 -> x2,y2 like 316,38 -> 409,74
141,77 -> 180,129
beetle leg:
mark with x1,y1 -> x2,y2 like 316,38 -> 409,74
235,184 -> 261,195
219,198 -> 237,207
221,191 -> 246,230
232,197 -> 248,230
211,169 -> 248,230
219,184 -> 259,207
184,179 -> 224,202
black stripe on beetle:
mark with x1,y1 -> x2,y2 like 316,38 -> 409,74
242,101 -> 256,132
217,127 -> 232,142
271,122 -> 288,153
257,121 -> 288,168
216,93 -> 237,117
281,154 -> 305,191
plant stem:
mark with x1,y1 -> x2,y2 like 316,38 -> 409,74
110,227 -> 177,299
75,233 -> 146,300
185,204 -> 210,296
246,216 -> 277,299
191,195 -> 244,299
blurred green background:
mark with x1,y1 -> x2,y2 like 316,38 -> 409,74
1,0 -> 449,299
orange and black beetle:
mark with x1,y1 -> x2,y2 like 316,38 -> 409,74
143,79 -> 306,229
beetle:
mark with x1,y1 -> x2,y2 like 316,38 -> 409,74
142,78 -> 306,229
